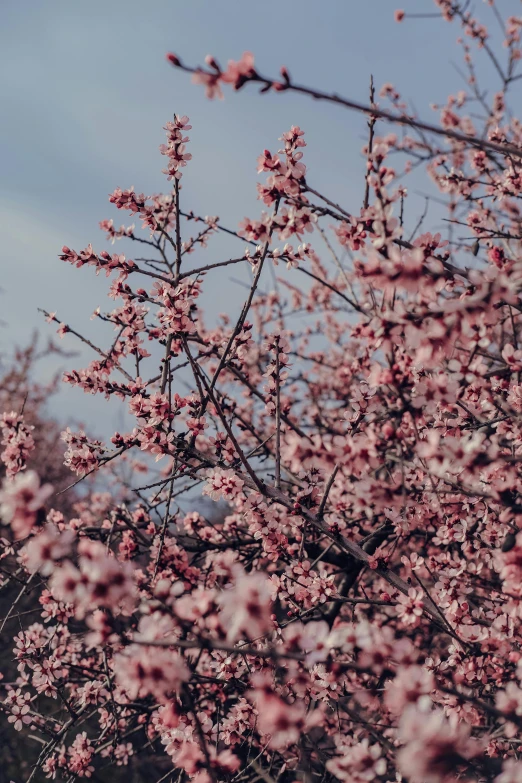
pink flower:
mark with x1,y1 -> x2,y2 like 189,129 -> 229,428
49,539 -> 135,618
49,560 -> 84,606
250,676 -> 307,750
6,689 -> 32,732
114,645 -> 189,702
23,524 -> 75,576
203,468 -> 244,502
396,588 -> 424,626
0,470 -> 53,539
384,665 -> 434,714
398,706 -> 481,783
160,115 -> 193,181
192,69 -> 223,100
496,759 -> 522,783
496,681 -> 522,717
503,343 -> 522,370
295,620 -> 336,664
218,571 -> 272,641
68,732 -> 94,777
327,739 -> 387,782
1,411 -> 35,477
221,52 -> 257,89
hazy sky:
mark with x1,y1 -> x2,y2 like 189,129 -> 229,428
1,0 -> 520,433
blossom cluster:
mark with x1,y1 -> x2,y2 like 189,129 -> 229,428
1,410 -> 35,477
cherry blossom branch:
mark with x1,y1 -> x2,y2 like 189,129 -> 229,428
167,55 -> 522,158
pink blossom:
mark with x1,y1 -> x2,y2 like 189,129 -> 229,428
396,588 -> 424,626
1,411 -> 35,477
218,571 -> 272,641
250,676 -> 308,750
0,470 -> 53,539
114,645 -> 189,702
327,739 -> 387,782
398,706 -> 481,783
203,468 -> 244,502
23,525 -> 75,576
221,52 -> 256,89
496,760 -> 522,783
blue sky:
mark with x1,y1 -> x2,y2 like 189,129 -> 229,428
1,0 -> 520,433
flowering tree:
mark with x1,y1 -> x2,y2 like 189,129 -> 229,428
4,2 -> 522,781
0,339 -> 83,503
0,340 -> 88,777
